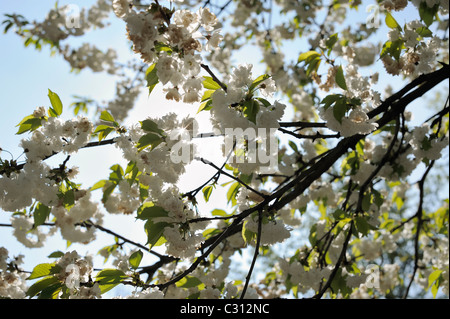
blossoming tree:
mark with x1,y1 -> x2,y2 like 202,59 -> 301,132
0,0 -> 448,299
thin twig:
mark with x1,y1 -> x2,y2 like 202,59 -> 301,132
200,63 -> 228,92
198,157 -> 267,199
240,209 -> 262,299
403,161 -> 435,299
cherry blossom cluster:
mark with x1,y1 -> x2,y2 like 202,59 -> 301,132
113,0 -> 223,104
0,247 -> 28,299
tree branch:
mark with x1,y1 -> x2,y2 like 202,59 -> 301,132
403,160 -> 435,299
240,209 -> 262,299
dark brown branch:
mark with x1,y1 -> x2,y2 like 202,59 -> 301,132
0,138 -> 117,175
355,116 -> 400,214
200,63 -> 228,92
240,209 -> 262,299
312,220 -> 354,299
278,127 -> 340,140
199,157 -> 267,199
403,160 -> 435,299
279,121 -> 327,129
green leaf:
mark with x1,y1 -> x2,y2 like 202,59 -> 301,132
243,99 -> 260,124
333,99 -> 347,124
140,119 -> 164,135
197,99 -> 213,113
256,97 -> 271,107
26,276 -> 60,298
419,2 -> 439,27
129,250 -> 143,270
154,42 -> 173,53
211,209 -> 229,217
321,94 -> 342,110
202,76 -> 222,90
335,65 -> 347,90
288,140 -> 299,153
38,282 -> 63,299
333,209 -> 347,220
227,182 -> 241,205
109,164 -> 124,182
385,11 -> 400,29
90,179 -> 107,191
27,263 -> 61,280
96,269 -> 128,284
241,220 -> 256,244
137,202 -> 169,220
136,133 -> 164,151
298,50 -> 320,63
380,39 -> 404,61
47,251 -> 65,258
306,57 -> 321,76
144,221 -> 169,248
325,33 -> 338,53
16,115 -> 44,135
95,126 -> 115,141
146,63 -> 159,95
361,193 -> 372,212
249,74 -> 270,92
102,183 -> 117,204
100,110 -> 116,124
428,269 -> 442,290
202,185 -> 213,202
48,89 -> 63,116
201,89 -> 215,102
33,202 -> 51,227
416,26 -> 433,37
354,216 -> 376,237
95,269 -> 128,294
176,276 -> 203,288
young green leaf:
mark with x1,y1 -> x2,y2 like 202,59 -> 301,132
137,202 -> 169,220
335,65 -> 347,90
129,250 -> 143,270
27,263 -> 61,280
202,76 -> 222,90
146,63 -> 159,95
325,33 -> 338,53
136,133 -> 163,151
48,89 -> 63,116
33,202 -> 51,227
144,220 -> 169,248
16,115 -> 44,135
333,99 -> 347,124
249,74 -> 270,92
385,11 -> 400,30
243,99 -> 260,124
419,1 -> 439,27
321,94 -> 342,110
95,268 -> 129,294
202,185 -> 213,202
94,125 -> 115,141
298,50 -> 321,63
26,276 -> 61,298
100,110 -> 116,123
176,276 -> 203,288
211,209 -> 229,217
140,119 -> 164,135
197,99 -> 213,113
